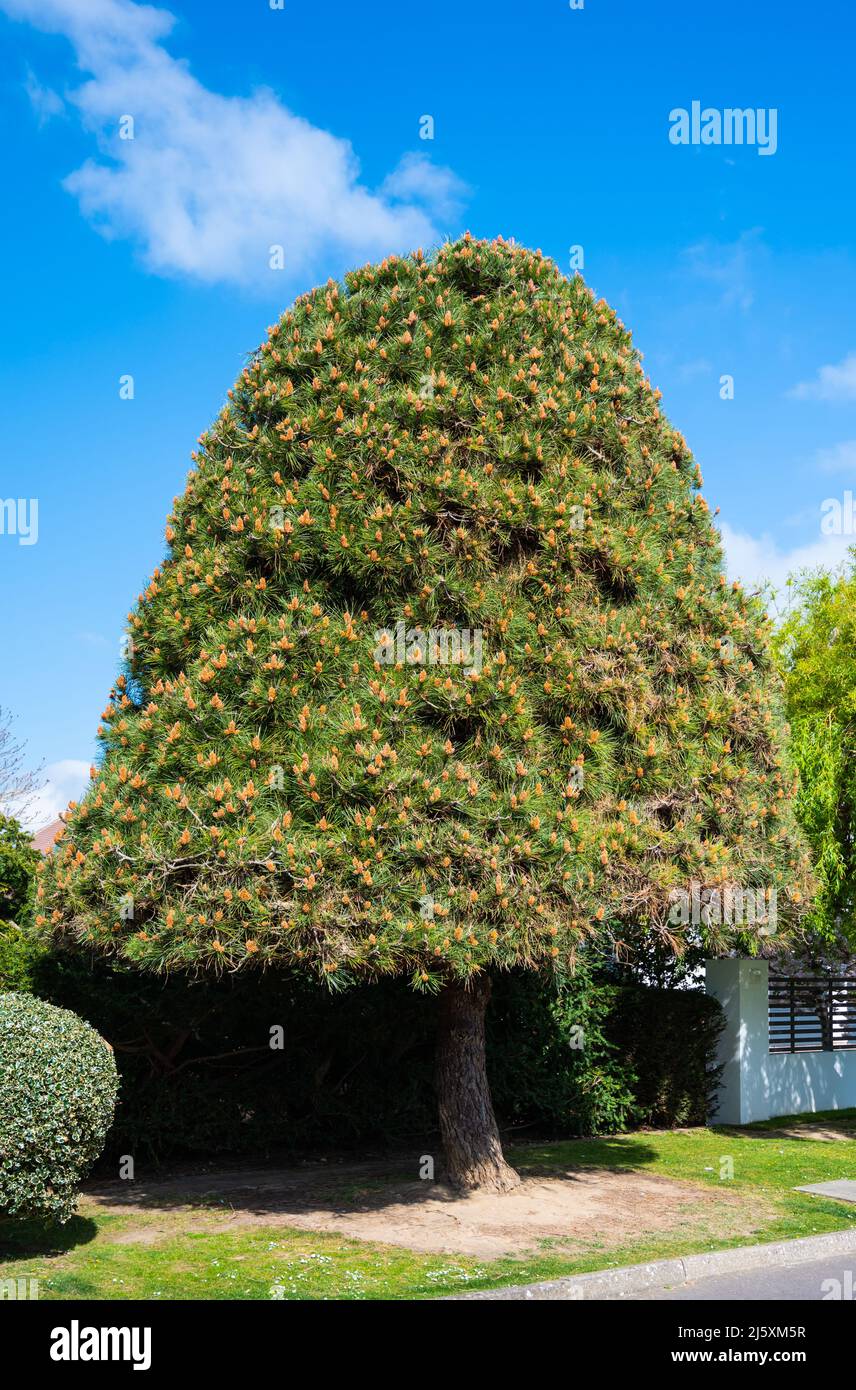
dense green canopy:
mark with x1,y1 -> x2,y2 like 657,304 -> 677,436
774,553 -> 856,948
39,235 -> 811,984
0,813 -> 39,930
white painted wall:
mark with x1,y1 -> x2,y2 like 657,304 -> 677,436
704,957 -> 856,1124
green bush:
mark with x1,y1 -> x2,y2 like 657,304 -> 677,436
0,814 -> 43,994
0,992 -> 119,1222
487,968 -> 637,1136
0,921 -> 45,994
0,813 -> 39,928
604,984 -> 724,1126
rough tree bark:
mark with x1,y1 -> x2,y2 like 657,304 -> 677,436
435,973 -> 521,1193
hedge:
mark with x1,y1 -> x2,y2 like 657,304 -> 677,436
8,945 -> 721,1165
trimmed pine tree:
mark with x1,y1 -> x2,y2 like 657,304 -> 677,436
38,235 -> 811,1190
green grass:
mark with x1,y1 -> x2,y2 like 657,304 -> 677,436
3,1118 -> 856,1300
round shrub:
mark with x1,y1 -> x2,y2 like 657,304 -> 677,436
0,992 -> 118,1223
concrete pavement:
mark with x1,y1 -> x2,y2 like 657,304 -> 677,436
624,1253 -> 855,1300
448,1227 -> 856,1300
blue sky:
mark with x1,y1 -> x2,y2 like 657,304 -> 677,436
1,0 -> 854,827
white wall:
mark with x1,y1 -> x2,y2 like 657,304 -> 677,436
705,957 -> 856,1124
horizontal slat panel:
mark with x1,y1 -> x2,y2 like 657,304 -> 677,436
768,975 -> 856,1053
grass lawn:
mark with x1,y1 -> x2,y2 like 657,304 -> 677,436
2,1115 -> 855,1301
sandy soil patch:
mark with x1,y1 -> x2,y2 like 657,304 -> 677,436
85,1160 -> 770,1260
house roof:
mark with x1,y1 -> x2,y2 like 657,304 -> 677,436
32,817 -> 64,855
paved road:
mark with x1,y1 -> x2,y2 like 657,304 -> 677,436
626,1255 -> 854,1300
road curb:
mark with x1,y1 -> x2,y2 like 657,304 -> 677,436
446,1228 -> 856,1300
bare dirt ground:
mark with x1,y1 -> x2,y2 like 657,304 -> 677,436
84,1158 -> 771,1260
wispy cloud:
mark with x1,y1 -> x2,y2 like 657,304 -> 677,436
2,0 -> 468,286
12,758 -> 90,834
681,229 -> 763,312
813,439 -> 856,474
720,521 -> 854,608
24,64 -> 65,125
675,357 -> 712,382
790,351 -> 856,402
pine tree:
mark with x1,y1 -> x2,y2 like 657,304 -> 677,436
38,235 -> 811,1190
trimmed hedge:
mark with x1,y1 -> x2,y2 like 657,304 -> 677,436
0,992 -> 119,1222
604,985 -> 724,1127
14,947 -> 721,1165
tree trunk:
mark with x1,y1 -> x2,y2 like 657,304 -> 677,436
435,974 -> 521,1193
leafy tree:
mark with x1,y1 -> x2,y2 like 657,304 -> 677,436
773,554 -> 856,947
38,236 -> 810,1190
0,813 -> 42,992
0,813 -> 39,927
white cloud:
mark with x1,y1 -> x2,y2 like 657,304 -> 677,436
676,357 -> 712,382
814,439 -> 856,474
681,230 -> 763,311
14,758 -> 90,834
24,64 -> 65,124
720,521 -> 854,611
790,351 -> 856,401
2,0 -> 467,285
381,153 -> 469,224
